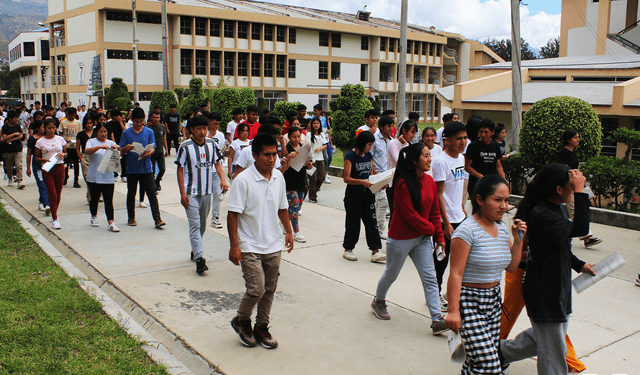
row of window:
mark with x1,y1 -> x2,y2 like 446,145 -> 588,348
106,50 -> 163,60
106,10 -> 161,24
380,64 -> 441,84
180,50 -> 295,78
180,17 -> 296,43
380,38 -> 441,56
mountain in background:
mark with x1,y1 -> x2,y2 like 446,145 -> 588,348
0,0 -> 48,63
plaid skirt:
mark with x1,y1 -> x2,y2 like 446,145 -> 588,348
459,285 -> 504,375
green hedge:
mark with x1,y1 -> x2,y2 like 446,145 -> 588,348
149,90 -> 178,116
209,85 -> 255,131
330,84 -> 373,150
104,78 -> 129,109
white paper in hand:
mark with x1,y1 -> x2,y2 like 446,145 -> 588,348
97,150 -> 113,173
447,332 -> 466,364
572,251 -> 626,294
42,155 -> 60,172
289,142 -> 312,172
368,168 -> 395,193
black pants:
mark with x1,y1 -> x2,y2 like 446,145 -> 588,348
65,149 -> 80,183
385,185 -> 395,221
167,133 -> 180,154
150,153 -> 166,187
434,222 -> 461,293
88,182 -> 115,221
342,185 -> 382,251
126,173 -> 160,220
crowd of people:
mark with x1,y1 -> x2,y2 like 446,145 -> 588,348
1,99 -> 631,374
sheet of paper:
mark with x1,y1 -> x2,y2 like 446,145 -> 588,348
131,142 -> 145,155
368,168 -> 395,193
42,155 -> 60,172
96,150 -> 113,173
289,142 -> 312,172
571,251 -> 626,294
107,150 -> 121,172
306,165 -> 316,176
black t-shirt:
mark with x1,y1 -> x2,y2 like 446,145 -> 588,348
29,122 -> 39,134
466,139 -> 502,193
283,143 -> 307,192
107,120 -> 124,144
164,112 -> 180,134
556,147 -> 579,169
27,135 -> 39,155
146,124 -> 166,154
76,131 -> 91,153
1,123 -> 24,152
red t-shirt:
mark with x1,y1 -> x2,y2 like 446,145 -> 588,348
388,173 -> 445,242
234,120 -> 261,140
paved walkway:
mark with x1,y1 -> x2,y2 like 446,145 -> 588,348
1,154 -> 639,375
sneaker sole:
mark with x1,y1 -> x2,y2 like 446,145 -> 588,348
585,239 -> 602,248
155,222 -> 166,228
231,320 -> 257,347
370,306 -> 391,320
257,338 -> 278,349
343,255 -> 357,261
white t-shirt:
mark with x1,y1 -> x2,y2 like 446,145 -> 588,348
207,129 -> 226,170
226,120 -> 240,138
227,164 -> 288,254
236,145 -> 281,170
310,132 -> 328,161
431,151 -> 466,224
435,127 -> 444,147
86,138 -> 117,184
35,136 -> 67,164
426,144 -> 443,177
230,139 -> 251,166
56,110 -> 66,120
77,110 -> 87,123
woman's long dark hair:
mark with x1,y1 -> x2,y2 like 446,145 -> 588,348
354,130 -> 375,152
393,143 -> 426,213
515,163 -> 570,222
561,129 -> 578,146
309,117 -> 322,143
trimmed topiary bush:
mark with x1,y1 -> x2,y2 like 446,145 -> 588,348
173,87 -> 185,103
149,90 -> 178,116
518,96 -> 602,172
178,78 -> 207,120
113,97 -> 133,112
272,101 -> 301,124
209,85 -> 255,131
331,84 -> 374,150
104,78 -> 130,109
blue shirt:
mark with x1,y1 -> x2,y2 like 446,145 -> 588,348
119,126 -> 155,174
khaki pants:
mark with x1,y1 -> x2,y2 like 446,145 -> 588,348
4,152 -> 23,182
237,251 -> 282,324
81,153 -> 90,201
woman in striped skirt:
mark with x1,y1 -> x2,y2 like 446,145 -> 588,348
445,175 -> 527,374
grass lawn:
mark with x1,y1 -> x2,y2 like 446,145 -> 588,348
329,122 -> 442,169
0,202 -> 169,374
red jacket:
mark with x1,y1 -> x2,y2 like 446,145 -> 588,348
388,173 -> 445,242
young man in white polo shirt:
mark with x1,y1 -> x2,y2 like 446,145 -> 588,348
228,133 -> 294,349
176,115 -> 228,274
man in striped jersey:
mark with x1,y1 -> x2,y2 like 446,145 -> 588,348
176,115 -> 228,274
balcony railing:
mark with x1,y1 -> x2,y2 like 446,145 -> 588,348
49,36 -> 65,48
51,75 -> 66,85
443,73 -> 457,86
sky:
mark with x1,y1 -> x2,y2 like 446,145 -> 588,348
265,0 -> 562,52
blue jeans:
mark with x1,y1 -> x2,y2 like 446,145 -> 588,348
32,159 -> 49,206
375,235 -> 441,319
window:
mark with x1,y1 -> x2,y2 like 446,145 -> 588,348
180,16 -> 192,35
180,49 -> 192,74
264,25 -> 273,41
380,64 -> 391,82
276,55 -> 286,78
413,66 -> 423,83
429,43 -> 435,56
361,36 -> 369,51
319,32 -> 329,47
380,37 -> 387,51
422,42 -> 427,55
289,28 -> 296,44
107,49 -> 133,59
412,95 -> 424,118
252,23 -> 261,39
210,19 -> 221,37
434,96 -> 439,118
379,93 -> 393,112
40,40 -> 50,60
224,52 -> 235,75
238,22 -> 248,39
319,61 -> 328,79
435,44 -> 441,56
600,118 -> 619,157
332,33 -> 341,48
106,11 -> 132,22
426,94 -> 433,118
138,51 -> 161,60
429,67 -> 440,84
195,18 -> 206,36
138,92 -> 153,101
331,62 -> 340,80
318,94 -> 328,111
389,38 -> 395,53
23,42 -> 35,57
195,50 -> 207,75
251,53 -> 261,76
138,13 -> 161,24
413,40 -> 420,54
360,64 -> 368,81
224,21 -> 235,38
264,54 -> 273,77
276,26 -> 286,42
263,91 -> 286,110
288,59 -> 296,78
407,41 -> 412,55
210,51 -> 221,75
238,53 -> 248,76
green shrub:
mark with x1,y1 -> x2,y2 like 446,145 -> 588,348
209,85 -> 255,131
149,90 -> 178,116
581,155 -> 640,211
272,101 -> 301,123
178,78 -> 207,120
519,96 -> 602,172
257,96 -> 268,115
173,87 -> 185,103
113,97 -> 133,112
367,96 -> 381,113
609,127 -> 640,159
104,78 -> 130,109
331,84 -> 373,149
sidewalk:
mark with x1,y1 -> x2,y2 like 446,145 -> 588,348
1,155 -> 639,375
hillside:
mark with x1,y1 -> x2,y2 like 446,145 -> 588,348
0,0 -> 48,63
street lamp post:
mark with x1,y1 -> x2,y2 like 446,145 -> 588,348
161,0 -> 170,90
132,0 -> 139,104
38,21 -> 59,107
397,0 -> 408,122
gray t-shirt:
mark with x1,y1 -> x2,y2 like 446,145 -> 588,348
146,123 -> 165,155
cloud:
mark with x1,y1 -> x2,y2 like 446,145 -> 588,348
264,0 -> 560,50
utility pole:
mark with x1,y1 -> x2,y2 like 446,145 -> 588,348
397,0 -> 408,122
161,0 -> 170,90
132,0 -> 139,103
511,0 -> 522,149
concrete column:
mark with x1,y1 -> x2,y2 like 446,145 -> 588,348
596,0 -> 612,55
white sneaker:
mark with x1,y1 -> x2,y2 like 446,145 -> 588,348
211,218 -> 223,228
108,223 -> 120,232
343,249 -> 357,261
139,201 -> 148,208
52,220 -> 61,230
294,232 -> 306,243
7,180 -> 13,187
298,209 -> 303,216
378,230 -> 387,240
440,294 -> 448,312
324,176 -> 331,184
91,217 -> 99,227
39,203 -> 46,211
44,206 -> 51,215
371,250 -> 386,263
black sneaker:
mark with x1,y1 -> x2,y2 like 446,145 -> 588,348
254,323 -> 278,349
195,257 -> 208,273
73,182 -> 81,188
584,237 -> 603,248
190,251 -> 195,261
231,317 -> 257,347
